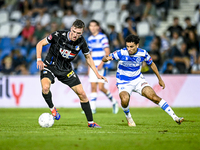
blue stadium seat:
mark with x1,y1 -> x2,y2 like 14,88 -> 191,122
29,60 -> 39,75
27,48 -> 36,63
0,37 -> 12,50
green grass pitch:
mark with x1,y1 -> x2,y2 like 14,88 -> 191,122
0,107 -> 200,150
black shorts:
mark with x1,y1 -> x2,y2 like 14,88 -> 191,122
40,66 -> 81,88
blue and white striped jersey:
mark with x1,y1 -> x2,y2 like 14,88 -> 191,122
110,48 -> 153,85
87,32 -> 109,67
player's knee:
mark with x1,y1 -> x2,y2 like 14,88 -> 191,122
42,84 -> 50,94
77,90 -> 87,100
99,86 -> 104,92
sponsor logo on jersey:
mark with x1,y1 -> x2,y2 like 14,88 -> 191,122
67,70 -> 74,78
59,48 -> 76,59
48,34 -> 52,40
43,71 -> 47,74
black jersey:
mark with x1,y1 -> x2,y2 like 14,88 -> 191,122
44,30 -> 90,74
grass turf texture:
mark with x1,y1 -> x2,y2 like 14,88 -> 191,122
0,108 -> 199,150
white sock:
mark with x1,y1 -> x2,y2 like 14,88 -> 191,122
88,121 -> 94,124
106,91 -> 116,104
50,106 -> 54,111
122,106 -> 132,118
158,99 -> 177,120
90,92 -> 97,110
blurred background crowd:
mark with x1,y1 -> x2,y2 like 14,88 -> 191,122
0,0 -> 199,76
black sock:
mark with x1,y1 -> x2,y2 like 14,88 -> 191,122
42,91 -> 54,108
81,101 -> 93,122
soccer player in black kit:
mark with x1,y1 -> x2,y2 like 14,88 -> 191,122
36,19 -> 106,128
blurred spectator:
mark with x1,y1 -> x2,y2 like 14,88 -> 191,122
108,24 -> 124,52
49,22 -> 59,34
22,20 -> 35,49
149,42 -> 161,69
32,0 -> 48,17
166,16 -> 183,38
170,31 -> 183,51
35,10 -> 50,29
15,64 -> 29,75
128,0 -> 144,22
20,9 -> 36,27
11,49 -> 27,70
184,17 -> 197,34
142,0 -> 158,31
190,54 -> 200,74
122,17 -> 137,39
163,63 -> 174,74
0,0 -> 16,12
33,23 -> 46,41
18,0 -> 33,16
78,9 -> 91,27
50,10 -> 62,30
160,32 -> 170,62
61,9 -> 77,30
154,0 -> 169,21
63,0 -> 74,12
1,56 -> 14,75
172,0 -> 180,9
74,0 -> 87,16
184,30 -> 199,53
172,43 -> 190,73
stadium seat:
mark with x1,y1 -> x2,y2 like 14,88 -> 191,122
119,10 -> 129,24
89,0 -> 104,12
105,11 -> 118,25
136,21 -> 150,37
104,0 -> 117,12
0,10 -> 9,24
0,37 -> 12,50
119,0 -> 129,8
92,11 -> 105,23
27,48 -> 36,63
10,10 -> 22,21
0,22 -> 10,38
20,47 -> 27,56
10,22 -> 23,38
29,60 -> 39,75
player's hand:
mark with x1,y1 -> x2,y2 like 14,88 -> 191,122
37,60 -> 46,70
159,79 -> 165,89
106,56 -> 113,61
97,74 -> 108,83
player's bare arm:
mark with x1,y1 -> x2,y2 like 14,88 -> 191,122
102,55 -> 113,62
36,38 -> 48,70
150,62 -> 165,89
85,53 -> 108,82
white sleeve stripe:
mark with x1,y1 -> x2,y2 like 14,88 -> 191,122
45,37 -> 49,44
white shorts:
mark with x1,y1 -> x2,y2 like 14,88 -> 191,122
117,75 -> 150,95
89,68 -> 106,83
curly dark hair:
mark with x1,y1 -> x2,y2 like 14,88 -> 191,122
125,34 -> 140,44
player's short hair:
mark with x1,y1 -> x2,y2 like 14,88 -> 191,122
89,20 -> 100,26
72,19 -> 85,29
125,35 -> 140,44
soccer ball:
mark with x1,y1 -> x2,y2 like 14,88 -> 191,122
38,113 -> 54,128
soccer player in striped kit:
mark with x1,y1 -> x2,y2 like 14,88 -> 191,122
102,34 -> 184,126
87,20 -> 119,114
